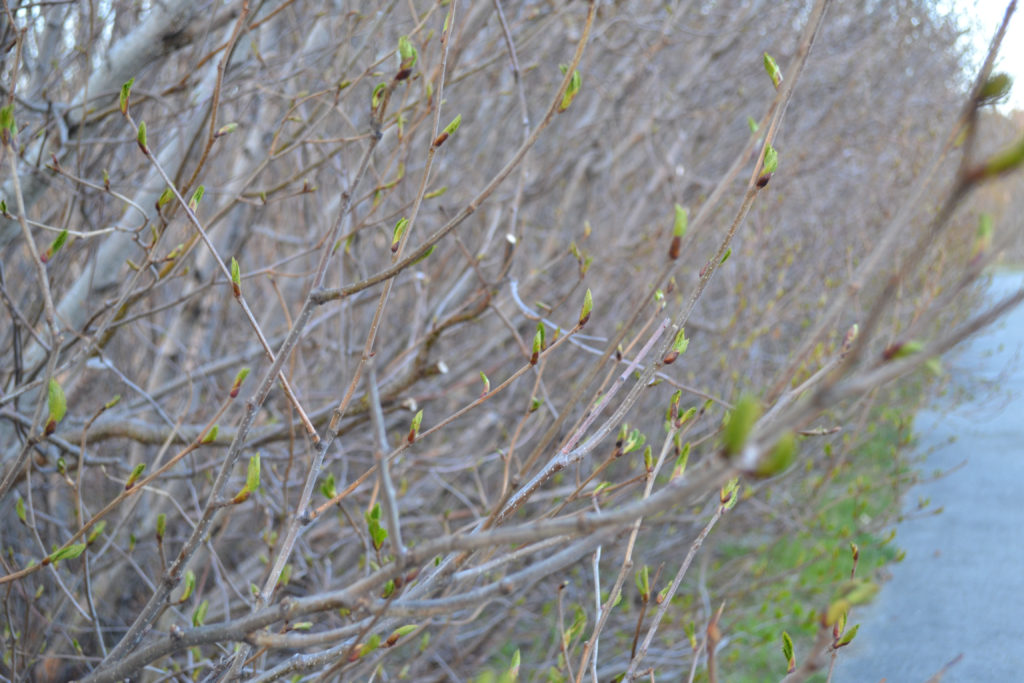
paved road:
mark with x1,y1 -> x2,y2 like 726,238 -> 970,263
834,272 -> 1024,682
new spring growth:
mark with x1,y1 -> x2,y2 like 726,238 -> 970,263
669,204 -> 687,260
396,35 -> 418,80
40,229 -> 69,263
579,288 -> 593,327
119,78 -> 134,116
202,424 -> 219,443
506,650 -> 521,680
530,322 -> 545,365
823,579 -> 879,626
178,569 -> 195,603
662,326 -> 688,365
782,631 -> 796,673
188,185 -> 204,212
976,132 -> 1024,179
978,72 -> 1012,107
230,367 -> 250,398
232,453 -> 261,504
45,543 -> 86,566
479,371 -> 490,396
757,144 -> 778,187
156,513 -> 166,541
723,393 -> 761,457
720,477 -> 741,509
408,409 -> 423,443
320,472 -> 337,499
433,113 -> 462,147
230,257 -> 241,297
157,187 -> 174,209
386,625 -> 419,648
635,565 -> 651,602
136,121 -> 148,153
392,217 -> 409,253
763,52 -> 783,90
86,521 -> 106,545
0,104 -> 15,145
125,463 -> 146,490
46,379 -> 66,436
558,64 -> 582,112
365,503 -> 388,550
882,339 -> 923,361
192,600 -> 209,628
671,441 -> 690,480
215,122 -> 238,138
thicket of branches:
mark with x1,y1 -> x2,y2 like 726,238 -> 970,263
1,1 -> 1023,681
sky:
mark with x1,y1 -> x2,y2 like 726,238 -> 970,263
950,0 -> 1024,111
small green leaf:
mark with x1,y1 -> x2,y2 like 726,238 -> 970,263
320,473 -> 337,499
392,217 -> 409,251
87,521 -> 107,544
215,122 -> 238,138
230,257 -> 241,292
180,569 -> 195,602
662,327 -> 688,365
202,424 -> 219,443
507,648 -> 521,679
188,185 -> 204,212
408,409 -> 423,443
559,68 -> 582,112
157,187 -> 174,208
443,114 -> 462,136
673,204 -> 688,238
125,463 -> 146,489
530,323 -> 544,365
47,378 -> 67,424
720,477 -> 740,509
230,367 -> 250,398
136,121 -> 147,151
763,52 -> 782,89
723,393 -> 761,457
635,565 -> 650,599
371,82 -> 388,109
980,134 -> 1024,178
671,442 -> 690,480
782,631 -> 795,672
119,78 -> 134,115
245,453 -> 261,492
579,288 -> 593,327
747,115 -> 759,134
479,371 -> 490,394
978,72 -> 1012,106
836,623 -> 860,647
410,244 -> 435,265
47,543 -> 86,564
16,497 -> 26,524
156,513 -> 166,539
192,599 -> 209,627
763,145 -> 778,175
424,186 -> 447,199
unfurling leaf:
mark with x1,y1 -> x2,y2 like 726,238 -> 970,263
119,78 -> 134,115
752,431 -> 796,478
782,631 -> 796,672
125,463 -> 146,489
245,453 -> 261,492
215,122 -> 238,138
179,569 -> 195,602
433,114 -> 462,147
558,67 -> 582,112
188,185 -> 204,212
46,543 -> 86,565
230,257 -> 241,296
662,327 -> 688,365
230,367 -> 250,398
579,288 -> 593,327
192,599 -> 209,627
320,473 -> 337,499
408,409 -> 423,443
136,121 -> 148,152
530,323 -> 545,365
978,72 -> 1012,106
47,378 -> 67,426
763,52 -> 782,89
201,424 -> 219,444
392,217 -> 409,252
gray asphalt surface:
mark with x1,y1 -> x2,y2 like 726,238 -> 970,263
834,272 -> 1024,682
